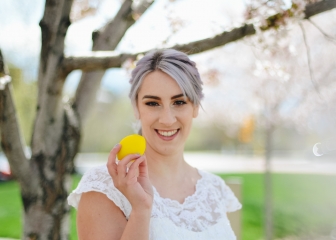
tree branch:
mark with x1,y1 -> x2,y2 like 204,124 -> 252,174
32,0 -> 73,156
304,0 -> 336,18
308,19 -> 336,44
92,0 -> 154,50
73,0 -> 154,123
0,50 -> 36,194
62,0 -> 336,73
63,51 -> 135,73
299,22 -> 323,101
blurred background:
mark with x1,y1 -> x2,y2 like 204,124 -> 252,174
0,0 -> 336,239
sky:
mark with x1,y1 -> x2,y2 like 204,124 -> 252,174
0,0 -> 246,94
1,0 -> 335,140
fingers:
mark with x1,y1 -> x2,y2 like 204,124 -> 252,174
107,144 -> 121,179
107,144 -> 121,165
117,153 -> 141,178
138,155 -> 149,178
127,155 -> 145,177
107,144 -> 148,189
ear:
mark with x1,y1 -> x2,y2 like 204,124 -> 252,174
193,105 -> 199,118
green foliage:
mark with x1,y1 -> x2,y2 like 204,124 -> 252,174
1,173 -> 336,239
185,122 -> 228,151
80,91 -> 135,152
9,66 -> 37,145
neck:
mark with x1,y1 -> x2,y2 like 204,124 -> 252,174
145,147 -> 191,182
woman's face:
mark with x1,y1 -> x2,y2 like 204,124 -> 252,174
136,70 -> 199,156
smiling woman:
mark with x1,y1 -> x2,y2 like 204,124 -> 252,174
137,70 -> 199,156
68,49 -> 241,240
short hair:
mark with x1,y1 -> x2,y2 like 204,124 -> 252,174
129,49 -> 204,107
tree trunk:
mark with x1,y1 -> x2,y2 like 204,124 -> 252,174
18,0 -> 77,238
23,105 -> 80,239
73,0 -> 154,124
1,0 -> 336,239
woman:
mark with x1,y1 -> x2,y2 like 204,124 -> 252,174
68,49 -> 241,239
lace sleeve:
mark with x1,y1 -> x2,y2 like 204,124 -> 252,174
220,179 -> 242,213
67,165 -> 132,219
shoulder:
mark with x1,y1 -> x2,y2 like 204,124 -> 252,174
198,169 -> 242,212
68,165 -> 132,218
77,190 -> 127,239
198,169 -> 229,194
70,165 -> 113,198
198,169 -> 225,187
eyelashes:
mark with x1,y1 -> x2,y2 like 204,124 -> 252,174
145,102 -> 159,107
174,100 -> 187,106
145,100 -> 187,107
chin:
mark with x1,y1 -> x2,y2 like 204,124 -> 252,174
157,144 -> 185,156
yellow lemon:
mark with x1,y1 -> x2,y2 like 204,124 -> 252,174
117,134 -> 146,160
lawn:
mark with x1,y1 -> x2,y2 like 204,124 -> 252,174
0,175 -> 81,239
219,173 -> 336,239
0,173 -> 335,239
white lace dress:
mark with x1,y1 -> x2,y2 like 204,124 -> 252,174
68,165 -> 242,239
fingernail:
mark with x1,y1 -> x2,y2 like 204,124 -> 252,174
114,143 -> 121,148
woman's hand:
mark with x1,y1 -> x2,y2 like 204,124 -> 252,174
107,144 -> 153,212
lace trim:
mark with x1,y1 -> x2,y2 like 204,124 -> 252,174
151,170 -> 241,232
67,165 -> 131,218
149,217 -> 236,240
67,165 -> 241,232
152,170 -> 203,206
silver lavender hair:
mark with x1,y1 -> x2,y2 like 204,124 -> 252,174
129,49 -> 204,107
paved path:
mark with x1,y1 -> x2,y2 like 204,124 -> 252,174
75,152 -> 336,175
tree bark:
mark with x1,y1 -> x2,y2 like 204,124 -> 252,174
33,0 -> 72,156
61,0 -> 336,73
21,0 -> 81,238
73,0 -> 154,124
0,0 -> 335,239
0,51 -> 35,194
23,103 -> 80,239
304,0 -> 336,17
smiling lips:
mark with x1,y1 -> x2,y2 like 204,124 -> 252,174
156,129 -> 179,139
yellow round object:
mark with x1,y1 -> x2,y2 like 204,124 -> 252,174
117,134 -> 146,160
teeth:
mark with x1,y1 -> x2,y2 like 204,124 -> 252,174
158,130 -> 178,137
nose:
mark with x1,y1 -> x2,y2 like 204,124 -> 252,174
159,107 -> 176,126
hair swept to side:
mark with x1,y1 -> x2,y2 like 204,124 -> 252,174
129,49 -> 204,107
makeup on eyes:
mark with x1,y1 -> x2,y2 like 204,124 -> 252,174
144,100 -> 187,107
142,93 -> 189,107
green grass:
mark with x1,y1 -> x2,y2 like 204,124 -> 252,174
0,180 -> 22,237
0,173 -> 335,240
219,173 -> 336,240
0,175 -> 81,240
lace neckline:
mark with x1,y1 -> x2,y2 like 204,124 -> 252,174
152,169 -> 205,206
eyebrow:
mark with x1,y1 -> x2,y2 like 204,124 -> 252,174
142,93 -> 185,100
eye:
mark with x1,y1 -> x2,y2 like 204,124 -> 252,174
145,101 -> 159,107
174,100 -> 187,106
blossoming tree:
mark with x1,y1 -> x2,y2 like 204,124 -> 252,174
0,0 -> 335,238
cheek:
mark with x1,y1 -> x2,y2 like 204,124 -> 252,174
178,111 -> 194,129
139,109 -> 156,129
138,105 -> 148,119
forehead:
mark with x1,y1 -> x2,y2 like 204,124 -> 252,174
138,70 -> 183,97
